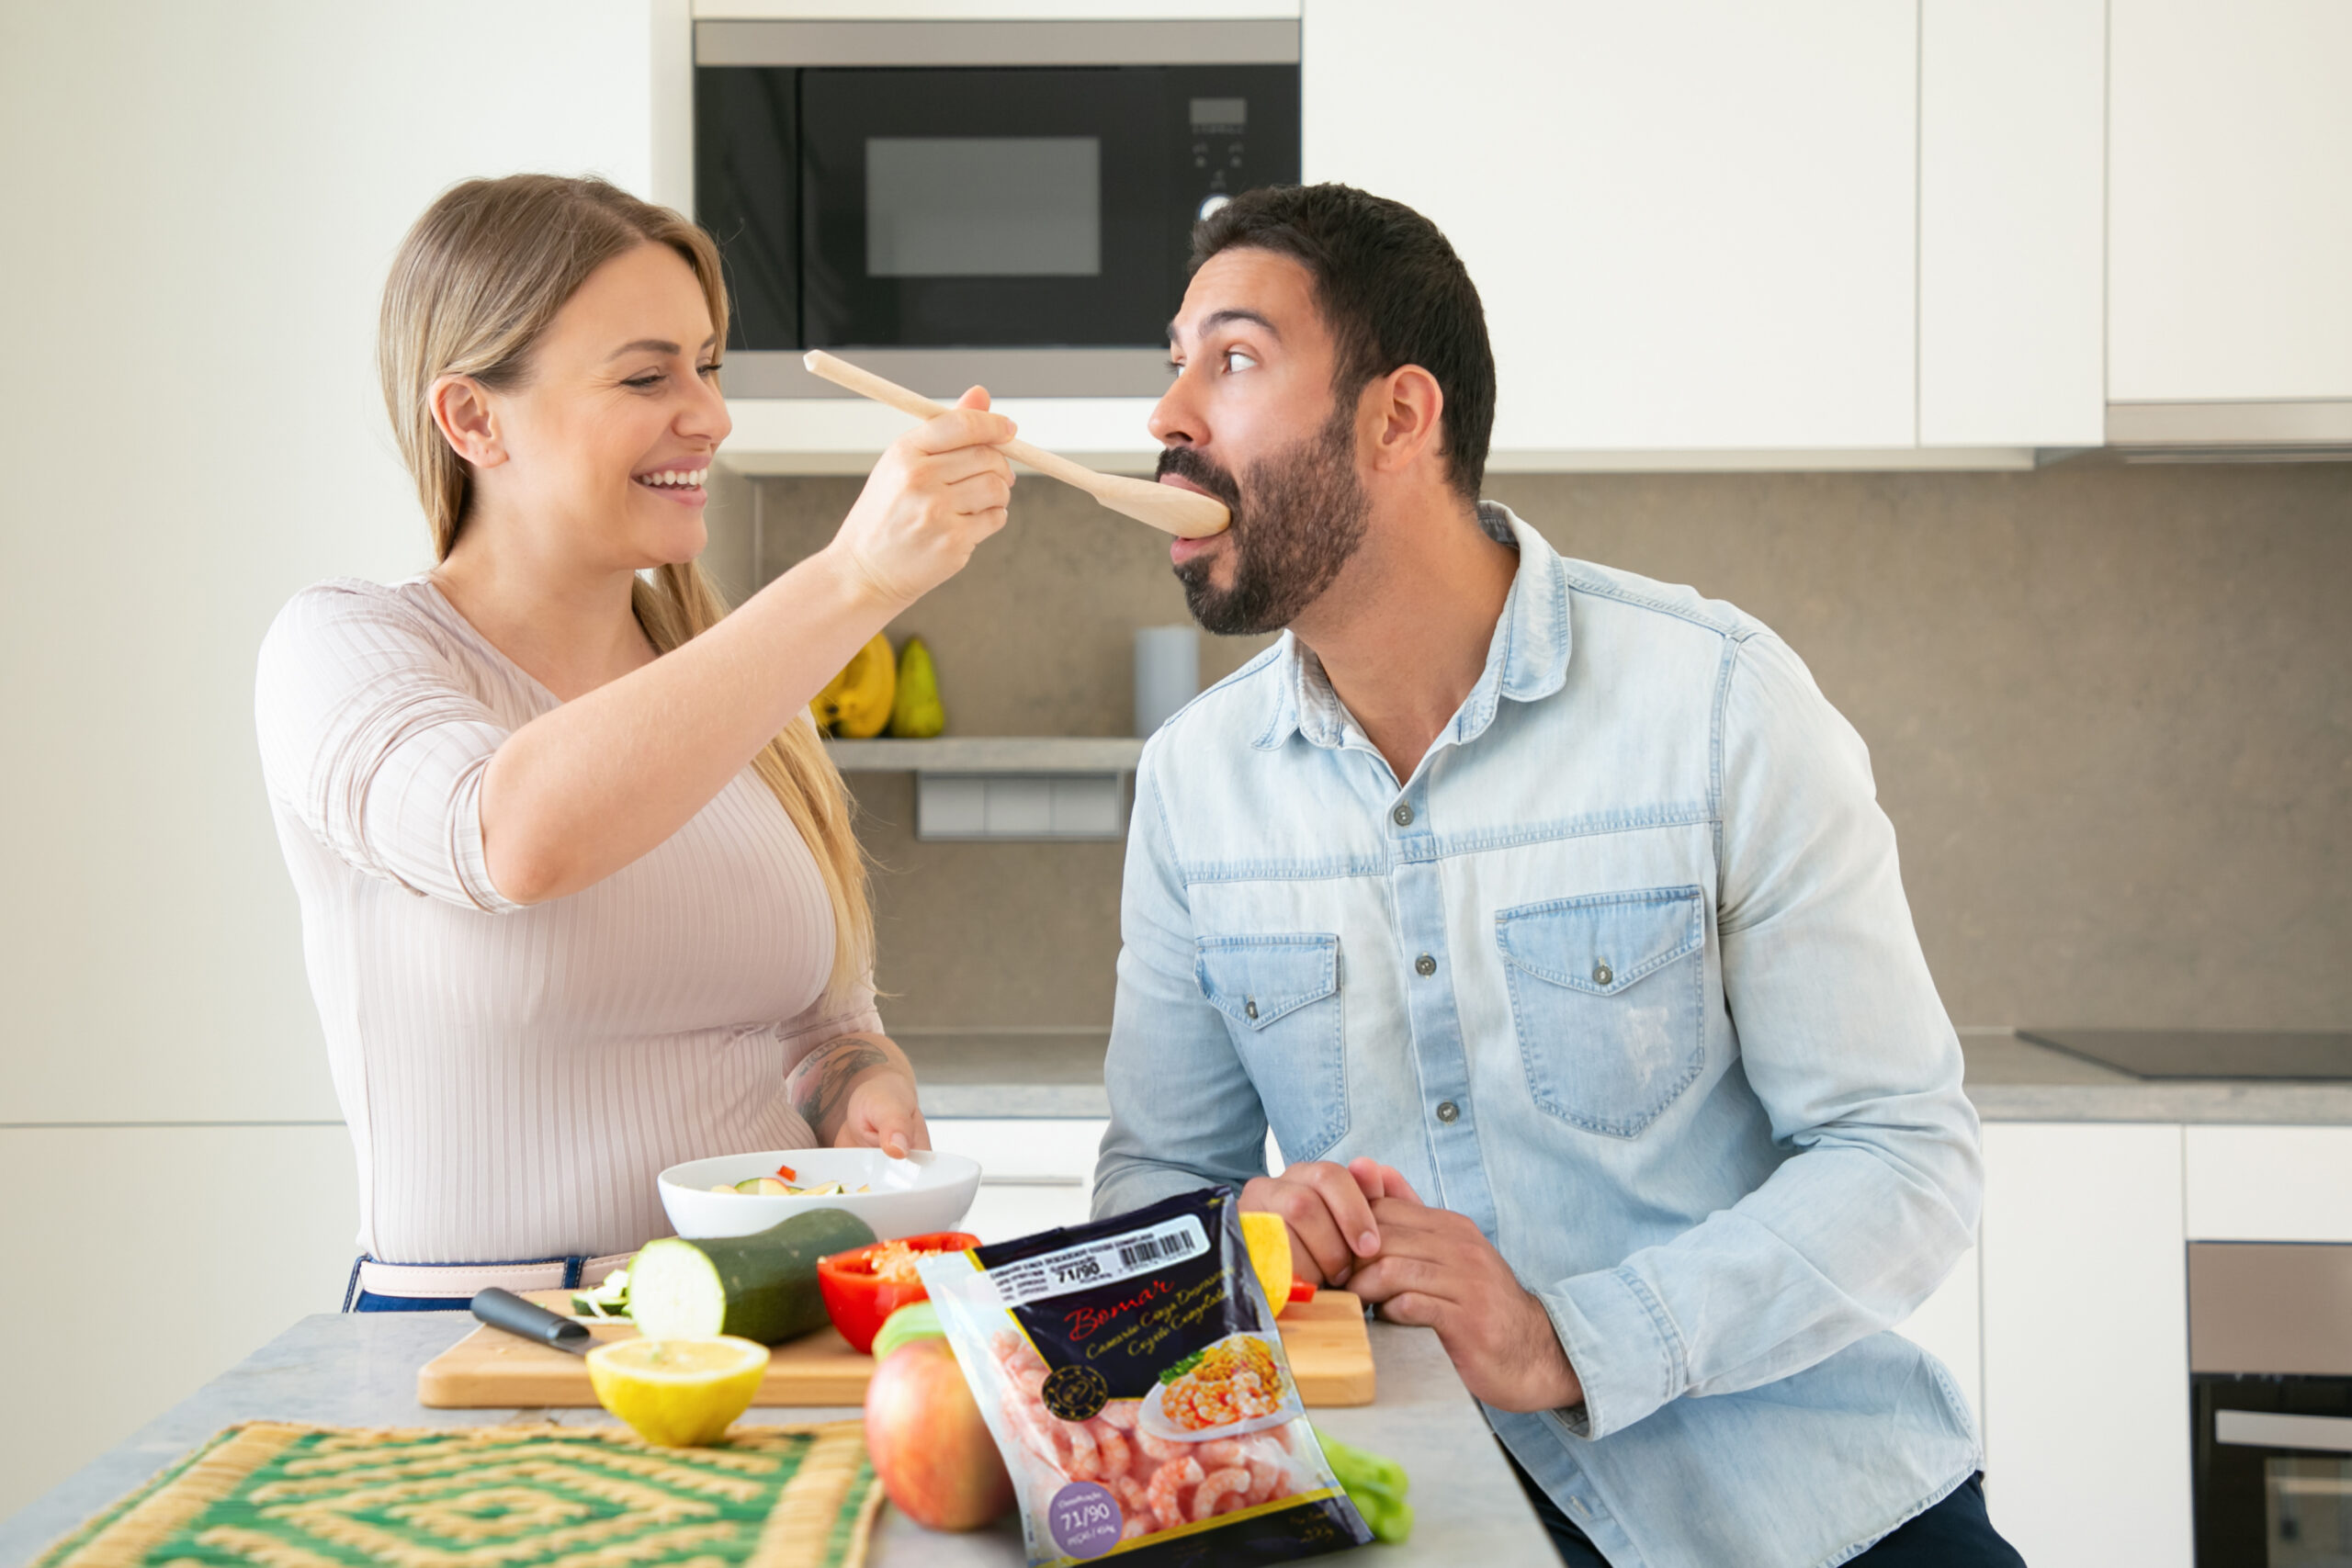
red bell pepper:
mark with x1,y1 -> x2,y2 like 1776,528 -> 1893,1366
816,1231 -> 980,1355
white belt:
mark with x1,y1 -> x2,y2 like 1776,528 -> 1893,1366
356,1253 -> 634,1302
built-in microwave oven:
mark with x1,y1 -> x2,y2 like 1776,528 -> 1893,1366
693,18 -> 1300,399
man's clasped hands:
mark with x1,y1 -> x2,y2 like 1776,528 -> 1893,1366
1240,1156 -> 1585,1414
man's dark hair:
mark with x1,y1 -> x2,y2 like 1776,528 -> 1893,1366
1191,184 -> 1494,503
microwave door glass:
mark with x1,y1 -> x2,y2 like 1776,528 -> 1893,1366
799,68 -> 1172,348
694,67 -> 799,354
866,137 -> 1102,279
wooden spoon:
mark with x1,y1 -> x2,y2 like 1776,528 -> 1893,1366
800,350 -> 1231,539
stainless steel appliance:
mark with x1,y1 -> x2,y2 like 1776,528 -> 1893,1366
692,18 -> 1300,399
2191,1243 -> 2352,1563
2020,1030 -> 2352,1080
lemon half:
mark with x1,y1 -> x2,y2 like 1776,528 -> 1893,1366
586,1336 -> 768,1447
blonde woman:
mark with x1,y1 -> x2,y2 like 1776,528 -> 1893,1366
255,175 -> 1014,1310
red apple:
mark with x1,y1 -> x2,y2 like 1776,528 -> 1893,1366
864,1339 -> 1015,1530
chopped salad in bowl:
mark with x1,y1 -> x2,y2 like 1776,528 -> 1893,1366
656,1146 -> 979,1241
714,1160 -> 872,1198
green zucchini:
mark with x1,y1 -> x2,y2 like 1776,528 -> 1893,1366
628,1209 -> 876,1345
571,1267 -> 631,1320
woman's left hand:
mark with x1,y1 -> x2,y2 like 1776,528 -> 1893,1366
836,1069 -> 932,1159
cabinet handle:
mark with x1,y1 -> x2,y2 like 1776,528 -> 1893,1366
2217,1411 -> 2352,1454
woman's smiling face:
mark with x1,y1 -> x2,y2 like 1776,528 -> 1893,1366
451,241 -> 733,570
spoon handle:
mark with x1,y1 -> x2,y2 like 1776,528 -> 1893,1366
800,350 -> 1108,496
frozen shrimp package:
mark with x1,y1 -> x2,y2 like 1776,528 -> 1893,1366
916,1188 -> 1372,1566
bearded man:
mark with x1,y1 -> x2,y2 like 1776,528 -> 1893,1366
1090,185 -> 2023,1568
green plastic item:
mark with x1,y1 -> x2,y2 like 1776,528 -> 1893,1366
869,1300 -> 946,1362
1315,1427 -> 1414,1544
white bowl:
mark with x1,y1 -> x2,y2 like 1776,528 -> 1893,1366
657,1147 -> 980,1242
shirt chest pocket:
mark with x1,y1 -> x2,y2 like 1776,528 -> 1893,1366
1195,934 -> 1349,1163
1495,886 -> 1708,1138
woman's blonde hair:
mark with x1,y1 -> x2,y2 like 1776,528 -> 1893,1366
379,174 -> 873,1003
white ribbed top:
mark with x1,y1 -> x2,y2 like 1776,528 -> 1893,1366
254,578 -> 880,1263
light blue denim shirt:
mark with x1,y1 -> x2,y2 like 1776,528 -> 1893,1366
1093,504 -> 1984,1567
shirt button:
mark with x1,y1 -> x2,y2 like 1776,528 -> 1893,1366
1592,961 -> 1613,987
1244,998 -> 1259,1021
1415,953 -> 1436,976
1436,1100 -> 1460,1123
1392,803 -> 1414,827
1570,1497 -> 1590,1517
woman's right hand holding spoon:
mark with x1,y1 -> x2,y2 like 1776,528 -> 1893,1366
824,387 -> 1017,611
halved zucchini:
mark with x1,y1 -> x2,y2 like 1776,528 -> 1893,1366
628,1208 -> 876,1345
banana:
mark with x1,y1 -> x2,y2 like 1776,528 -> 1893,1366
816,632 -> 897,738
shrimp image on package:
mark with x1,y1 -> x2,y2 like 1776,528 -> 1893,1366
917,1189 -> 1371,1566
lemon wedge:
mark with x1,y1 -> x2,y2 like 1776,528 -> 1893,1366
586,1336 -> 768,1447
1240,1211 -> 1296,1317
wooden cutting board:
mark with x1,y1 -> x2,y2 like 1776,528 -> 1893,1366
417,1289 -> 1375,1409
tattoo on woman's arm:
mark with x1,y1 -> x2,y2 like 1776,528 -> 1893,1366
792,1042 -> 890,1131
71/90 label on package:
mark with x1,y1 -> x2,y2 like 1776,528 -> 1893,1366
990,1216 -> 1208,1306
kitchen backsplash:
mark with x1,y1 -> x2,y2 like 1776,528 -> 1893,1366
719,461 -> 2351,1034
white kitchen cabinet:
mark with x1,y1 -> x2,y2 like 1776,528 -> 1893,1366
928,1117 -> 1108,1242
925,1122 -> 1287,1242
690,2 -> 1299,18
1303,0 -> 1918,453
2109,0 -> 2352,402
1917,0 -> 2106,446
1980,1122 -> 2192,1568
0,1124 -> 359,1521
2187,1125 -> 2352,1242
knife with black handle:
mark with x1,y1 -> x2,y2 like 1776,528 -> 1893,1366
471,1287 -> 594,1356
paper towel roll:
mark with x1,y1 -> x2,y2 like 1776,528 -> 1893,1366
1134,625 -> 1202,737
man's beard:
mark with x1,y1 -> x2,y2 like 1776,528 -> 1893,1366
1159,403 -> 1370,637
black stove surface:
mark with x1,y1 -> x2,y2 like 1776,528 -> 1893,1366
2018,1029 -> 2352,1081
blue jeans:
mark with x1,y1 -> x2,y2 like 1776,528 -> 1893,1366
1506,1448 -> 2025,1566
352,1291 -> 466,1313
343,1254 -> 594,1313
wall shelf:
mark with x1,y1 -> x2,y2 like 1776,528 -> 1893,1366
825,737 -> 1145,774
825,738 -> 1145,840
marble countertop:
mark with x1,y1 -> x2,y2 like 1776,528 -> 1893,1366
0,1314 -> 1552,1568
902,1028 -> 2352,1125
1956,1030 -> 2352,1123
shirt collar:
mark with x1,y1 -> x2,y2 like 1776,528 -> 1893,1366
1253,501 -> 1573,751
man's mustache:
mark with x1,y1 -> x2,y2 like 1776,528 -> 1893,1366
1156,446 -> 1243,512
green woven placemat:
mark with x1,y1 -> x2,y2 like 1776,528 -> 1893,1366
32,1422 -> 881,1568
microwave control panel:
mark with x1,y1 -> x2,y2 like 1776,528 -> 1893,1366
1166,69 -> 1298,243
1189,95 -> 1250,220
